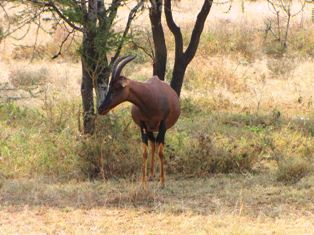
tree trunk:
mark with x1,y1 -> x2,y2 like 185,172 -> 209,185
81,58 -> 95,135
163,0 -> 213,97
170,60 -> 186,96
80,0 -> 98,134
149,0 -> 167,81
95,67 -> 110,109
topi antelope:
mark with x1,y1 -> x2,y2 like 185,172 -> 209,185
98,55 -> 180,188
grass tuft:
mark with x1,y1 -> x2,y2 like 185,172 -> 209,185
9,67 -> 48,88
276,157 -> 312,184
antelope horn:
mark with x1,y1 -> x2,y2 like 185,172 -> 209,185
111,56 -> 129,83
112,55 -> 136,82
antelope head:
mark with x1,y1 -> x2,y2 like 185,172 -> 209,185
98,55 -> 136,115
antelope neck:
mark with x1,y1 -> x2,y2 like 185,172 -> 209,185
127,80 -> 151,114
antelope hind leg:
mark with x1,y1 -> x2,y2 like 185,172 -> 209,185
156,121 -> 166,188
148,132 -> 156,181
140,122 -> 148,187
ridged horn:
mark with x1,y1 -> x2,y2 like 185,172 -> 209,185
111,56 -> 129,84
112,55 -> 136,82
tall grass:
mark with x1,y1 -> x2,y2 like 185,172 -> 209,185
1,98 -> 313,183
0,101 -> 142,180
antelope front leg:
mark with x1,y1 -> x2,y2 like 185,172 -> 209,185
148,140 -> 155,181
157,143 -> 165,188
142,143 -> 148,186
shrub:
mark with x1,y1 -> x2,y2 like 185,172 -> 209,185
184,58 -> 248,94
199,20 -> 259,61
263,40 -> 286,58
291,113 -> 314,137
0,102 -> 141,180
307,113 -> 314,137
167,128 -> 261,176
180,97 -> 202,116
77,111 -> 141,179
289,23 -> 314,57
9,67 -> 48,88
0,102 -> 81,180
276,157 -> 312,184
267,57 -> 296,79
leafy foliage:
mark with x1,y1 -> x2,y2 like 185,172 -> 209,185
62,5 -> 83,24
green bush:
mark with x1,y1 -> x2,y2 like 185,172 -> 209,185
0,102 -> 142,180
167,131 -> 260,176
0,102 -> 81,180
180,97 -> 202,116
77,111 -> 141,179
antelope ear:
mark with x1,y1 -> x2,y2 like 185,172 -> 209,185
119,79 -> 128,88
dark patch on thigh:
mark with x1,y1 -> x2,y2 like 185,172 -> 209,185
156,120 -> 166,144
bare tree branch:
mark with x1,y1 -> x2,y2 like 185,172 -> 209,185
164,0 -> 212,95
30,14 -> 42,62
131,29 -> 155,60
0,2 -> 11,37
52,28 -> 76,59
185,0 -> 213,64
265,0 -> 305,50
107,0 -> 122,28
110,0 -> 144,66
164,0 -> 183,59
2,8 -> 46,39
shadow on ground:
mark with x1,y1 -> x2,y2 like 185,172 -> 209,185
1,174 -> 313,218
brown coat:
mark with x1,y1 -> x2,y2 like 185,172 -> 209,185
129,76 -> 180,132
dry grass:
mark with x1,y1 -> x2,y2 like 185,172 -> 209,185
9,66 -> 48,88
276,158 -> 312,184
0,175 -> 314,234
